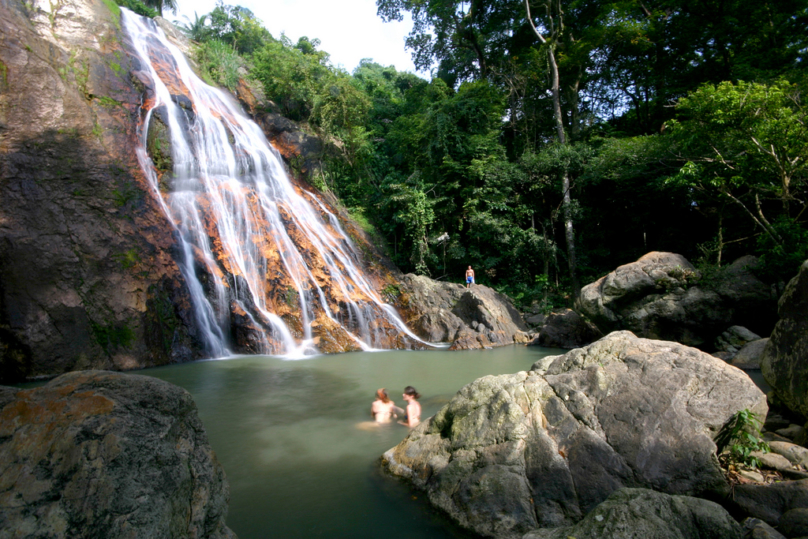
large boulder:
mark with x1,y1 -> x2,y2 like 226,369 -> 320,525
762,260 -> 808,417
381,331 -> 766,539
577,252 -> 776,349
396,274 -> 531,350
524,488 -> 741,539
529,308 -> 602,349
0,371 -> 235,538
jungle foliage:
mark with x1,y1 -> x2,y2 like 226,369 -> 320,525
180,0 -> 808,308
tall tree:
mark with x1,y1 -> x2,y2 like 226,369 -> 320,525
525,0 -> 580,295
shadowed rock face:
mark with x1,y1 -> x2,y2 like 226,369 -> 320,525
394,274 -> 531,350
530,308 -> 603,349
762,259 -> 808,417
577,252 -> 776,349
0,370 -> 236,538
524,488 -> 741,539
381,331 -> 766,539
0,0 -> 203,381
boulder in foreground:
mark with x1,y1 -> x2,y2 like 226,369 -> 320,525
0,371 -> 235,539
381,331 -> 766,539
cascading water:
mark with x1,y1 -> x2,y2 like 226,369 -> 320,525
121,10 -> 426,358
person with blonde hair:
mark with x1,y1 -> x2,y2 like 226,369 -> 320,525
371,388 -> 402,423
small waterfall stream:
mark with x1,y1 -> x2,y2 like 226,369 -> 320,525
121,11 -> 425,358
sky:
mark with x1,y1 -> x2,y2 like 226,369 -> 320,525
173,0 -> 423,75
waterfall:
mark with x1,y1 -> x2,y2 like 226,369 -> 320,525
121,10 -> 426,358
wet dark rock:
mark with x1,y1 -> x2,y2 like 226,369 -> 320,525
731,479 -> 808,526
762,260 -> 808,418
733,339 -> 769,370
766,414 -> 795,432
524,488 -> 741,539
252,112 -> 324,179
524,312 -> 546,328
381,331 -> 765,538
778,425 -> 807,441
779,508 -> 808,538
742,518 -> 787,539
396,274 -> 530,350
0,0 -> 204,381
0,371 -> 236,538
717,326 -> 762,354
577,252 -> 776,349
529,308 -> 602,349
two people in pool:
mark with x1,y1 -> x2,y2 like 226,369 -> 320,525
371,386 -> 421,428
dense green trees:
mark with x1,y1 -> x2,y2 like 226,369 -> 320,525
178,0 -> 808,308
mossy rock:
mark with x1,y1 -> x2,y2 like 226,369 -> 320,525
146,109 -> 172,174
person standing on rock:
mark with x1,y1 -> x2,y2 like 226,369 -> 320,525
465,266 -> 475,288
399,386 -> 422,428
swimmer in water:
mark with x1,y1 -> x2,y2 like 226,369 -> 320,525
399,386 -> 422,428
371,388 -> 402,424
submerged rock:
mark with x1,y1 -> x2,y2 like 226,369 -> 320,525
524,488 -> 741,539
762,259 -> 808,417
397,274 -> 530,350
577,252 -> 776,349
381,331 -> 766,538
0,371 -> 235,538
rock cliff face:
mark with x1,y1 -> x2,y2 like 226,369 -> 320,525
0,0 -> 203,382
0,0 -> 428,380
577,252 -> 776,349
381,331 -> 766,539
0,370 -> 236,538
394,274 -> 531,350
762,259 -> 808,417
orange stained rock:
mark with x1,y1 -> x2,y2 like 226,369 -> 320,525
0,388 -> 115,433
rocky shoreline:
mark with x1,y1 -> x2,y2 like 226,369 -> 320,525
378,255 -> 808,539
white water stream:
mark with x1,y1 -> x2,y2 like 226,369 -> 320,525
121,11 -> 425,358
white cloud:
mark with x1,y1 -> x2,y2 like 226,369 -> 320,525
173,0 -> 424,75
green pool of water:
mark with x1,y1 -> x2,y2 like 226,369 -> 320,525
142,345 -> 563,539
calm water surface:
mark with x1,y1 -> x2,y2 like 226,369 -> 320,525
143,345 -> 563,539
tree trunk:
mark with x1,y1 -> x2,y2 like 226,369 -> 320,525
525,0 -> 580,297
